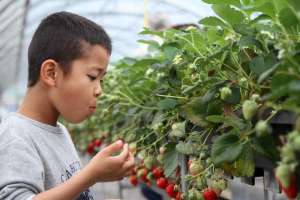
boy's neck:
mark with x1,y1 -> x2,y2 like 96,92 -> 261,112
18,84 -> 59,126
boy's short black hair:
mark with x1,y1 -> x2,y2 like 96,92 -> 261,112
27,11 -> 112,87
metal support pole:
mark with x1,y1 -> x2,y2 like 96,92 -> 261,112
180,154 -> 188,195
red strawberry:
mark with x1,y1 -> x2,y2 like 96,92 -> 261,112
129,175 -> 138,186
203,189 -> 218,200
152,167 -> 164,179
86,142 -> 95,155
175,192 -> 182,200
137,168 -> 148,182
156,177 -> 168,189
165,183 -> 178,198
281,176 -> 297,199
93,139 -> 102,147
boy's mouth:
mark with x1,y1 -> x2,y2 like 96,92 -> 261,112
89,106 -> 97,111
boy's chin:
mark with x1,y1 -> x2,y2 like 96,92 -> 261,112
63,114 -> 92,124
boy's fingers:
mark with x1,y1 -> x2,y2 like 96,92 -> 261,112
118,143 -> 129,161
123,153 -> 135,170
101,140 -> 123,156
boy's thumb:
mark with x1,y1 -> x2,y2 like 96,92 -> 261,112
101,140 -> 123,156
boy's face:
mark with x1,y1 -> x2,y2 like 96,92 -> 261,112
52,44 -> 109,123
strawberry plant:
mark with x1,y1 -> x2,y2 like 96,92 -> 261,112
64,0 -> 300,198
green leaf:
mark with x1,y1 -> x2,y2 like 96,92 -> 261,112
163,45 -> 180,60
182,80 -> 203,95
251,135 -> 279,161
206,115 -> 246,130
206,115 -> 224,123
279,7 -> 300,33
211,133 -> 244,166
137,39 -> 160,50
238,35 -> 262,50
176,141 -> 196,155
181,97 -> 208,127
234,143 -> 255,177
287,0 -> 300,12
133,59 -> 159,69
249,56 -> 265,75
139,27 -> 163,37
257,63 -> 280,84
199,16 -> 229,27
256,2 -> 276,18
157,98 -> 178,110
163,149 -> 179,177
212,5 -> 246,26
271,73 -> 297,92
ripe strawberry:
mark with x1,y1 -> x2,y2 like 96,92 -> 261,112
175,192 -> 182,200
137,168 -> 148,182
165,183 -> 178,198
93,138 -> 102,147
242,100 -> 258,120
203,189 -> 218,200
156,177 -> 168,189
129,175 -> 138,186
276,166 -> 298,199
86,142 -> 95,155
152,167 -> 164,179
281,176 -> 297,199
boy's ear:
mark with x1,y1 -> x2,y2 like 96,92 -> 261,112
40,59 -> 59,86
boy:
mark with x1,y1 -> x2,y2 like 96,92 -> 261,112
0,11 -> 134,200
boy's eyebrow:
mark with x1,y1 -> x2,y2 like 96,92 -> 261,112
90,66 -> 106,73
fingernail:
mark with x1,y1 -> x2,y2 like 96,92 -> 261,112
116,140 -> 123,146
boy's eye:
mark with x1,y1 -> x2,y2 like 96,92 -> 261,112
88,75 -> 97,80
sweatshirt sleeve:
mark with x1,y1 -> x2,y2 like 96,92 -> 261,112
0,128 -> 44,200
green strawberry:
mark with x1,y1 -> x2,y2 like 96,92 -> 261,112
287,130 -> 299,142
157,154 -> 165,164
255,120 -> 271,137
295,116 -> 300,132
293,136 -> 300,151
242,100 -> 258,120
220,87 -> 232,101
188,188 -> 204,200
239,77 -> 247,87
195,177 -> 207,190
144,156 -> 156,169
210,179 -> 227,191
189,161 -> 204,175
250,94 -> 261,102
282,144 -> 296,163
170,121 -> 186,138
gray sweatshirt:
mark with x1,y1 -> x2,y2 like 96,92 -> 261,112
0,113 -> 95,200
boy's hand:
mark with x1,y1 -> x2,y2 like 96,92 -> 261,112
84,140 -> 135,184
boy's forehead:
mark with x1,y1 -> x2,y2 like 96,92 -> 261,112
89,66 -> 107,72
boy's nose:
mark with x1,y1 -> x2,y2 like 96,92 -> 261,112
94,83 -> 102,97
